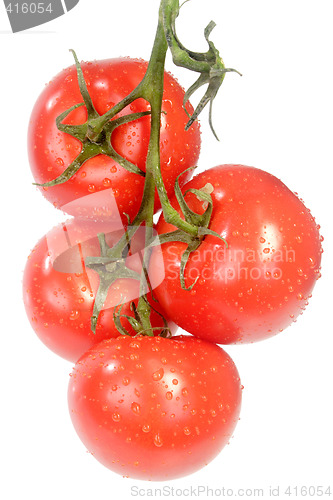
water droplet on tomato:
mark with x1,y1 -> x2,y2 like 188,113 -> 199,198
166,391 -> 173,400
103,178 -> 111,187
183,427 -> 191,436
69,310 -> 80,321
112,412 -> 121,422
131,402 -> 141,415
259,237 -> 266,243
154,433 -> 163,447
142,424 -> 151,433
308,257 -> 316,268
88,184 -> 96,193
152,368 -> 164,381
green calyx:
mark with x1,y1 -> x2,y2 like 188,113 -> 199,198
150,168 -> 228,291
85,231 -> 172,338
85,232 -> 142,333
33,50 -> 149,188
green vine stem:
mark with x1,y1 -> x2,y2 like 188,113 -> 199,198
125,1 -> 178,331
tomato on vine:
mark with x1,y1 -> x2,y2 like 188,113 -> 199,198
23,218 -> 176,362
28,57 -> 201,221
68,334 -> 242,480
151,165 -> 323,344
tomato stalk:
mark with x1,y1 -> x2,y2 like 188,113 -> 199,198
120,1 -> 185,332
84,2 -> 174,334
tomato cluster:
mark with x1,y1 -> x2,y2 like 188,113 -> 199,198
23,5 -> 322,483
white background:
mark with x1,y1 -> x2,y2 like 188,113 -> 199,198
1,0 -> 332,498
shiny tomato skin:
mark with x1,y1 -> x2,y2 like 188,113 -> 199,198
68,335 -> 242,480
23,218 -> 176,363
28,58 -> 201,221
151,165 -> 323,344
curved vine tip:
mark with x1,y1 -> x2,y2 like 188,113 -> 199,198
161,1 -> 242,139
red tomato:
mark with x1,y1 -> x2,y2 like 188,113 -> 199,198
28,58 -> 201,221
151,165 -> 323,344
23,218 -> 176,363
68,335 -> 242,480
